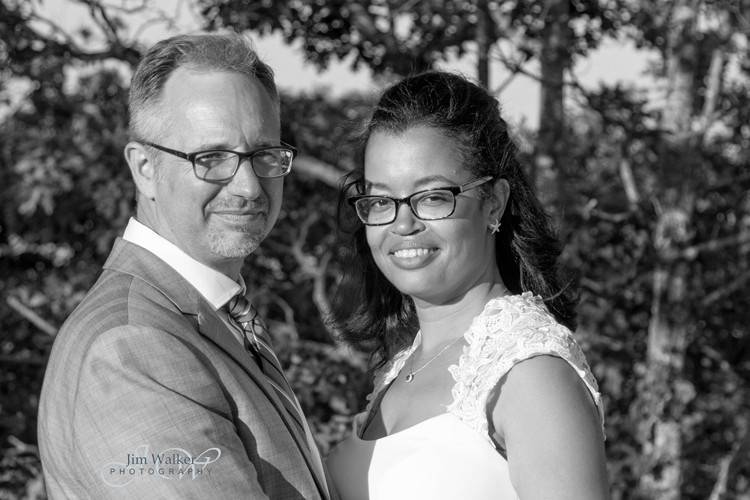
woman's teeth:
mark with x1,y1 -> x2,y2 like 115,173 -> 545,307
393,248 -> 432,258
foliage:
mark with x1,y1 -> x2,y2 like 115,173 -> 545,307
198,0 -> 625,86
1,1 -> 749,499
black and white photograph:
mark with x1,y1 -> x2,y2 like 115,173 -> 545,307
1,1 -> 749,499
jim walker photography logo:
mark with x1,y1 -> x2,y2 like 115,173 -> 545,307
101,444 -> 221,487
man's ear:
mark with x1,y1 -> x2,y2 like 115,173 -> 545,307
488,178 -> 510,223
124,142 -> 158,200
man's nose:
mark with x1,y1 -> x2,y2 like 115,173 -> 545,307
390,202 -> 424,235
227,158 -> 263,198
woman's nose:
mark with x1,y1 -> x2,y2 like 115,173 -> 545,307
390,202 -> 424,235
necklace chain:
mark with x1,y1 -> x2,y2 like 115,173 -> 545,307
404,336 -> 463,383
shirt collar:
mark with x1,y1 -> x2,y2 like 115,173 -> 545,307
122,217 -> 242,310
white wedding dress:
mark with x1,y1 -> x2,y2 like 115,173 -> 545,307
327,292 -> 604,500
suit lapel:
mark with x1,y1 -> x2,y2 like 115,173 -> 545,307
104,239 -> 329,499
194,300 -> 329,499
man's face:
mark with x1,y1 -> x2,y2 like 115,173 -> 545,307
142,67 -> 283,274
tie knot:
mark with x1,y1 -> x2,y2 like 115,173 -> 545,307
227,294 -> 255,324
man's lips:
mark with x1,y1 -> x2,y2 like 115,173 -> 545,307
211,197 -> 268,215
211,208 -> 267,216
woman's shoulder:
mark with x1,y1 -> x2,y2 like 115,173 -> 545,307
464,292 -> 592,371
448,292 -> 603,434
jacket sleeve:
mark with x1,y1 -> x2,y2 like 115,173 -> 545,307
69,325 -> 272,500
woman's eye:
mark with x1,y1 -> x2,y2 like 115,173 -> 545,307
419,192 -> 452,205
368,198 -> 392,211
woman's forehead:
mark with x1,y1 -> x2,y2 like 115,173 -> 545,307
363,127 -> 468,190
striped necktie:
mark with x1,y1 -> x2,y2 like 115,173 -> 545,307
226,294 -> 309,437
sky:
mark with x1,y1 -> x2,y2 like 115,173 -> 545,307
32,0 -> 657,131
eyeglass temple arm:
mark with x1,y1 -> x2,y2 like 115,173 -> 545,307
140,141 -> 191,161
459,175 -> 494,193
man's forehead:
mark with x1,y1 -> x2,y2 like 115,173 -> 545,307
150,67 -> 280,147
163,66 -> 264,94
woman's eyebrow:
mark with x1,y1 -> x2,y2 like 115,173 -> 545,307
364,175 -> 457,192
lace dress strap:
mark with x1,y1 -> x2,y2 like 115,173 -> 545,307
446,292 -> 604,444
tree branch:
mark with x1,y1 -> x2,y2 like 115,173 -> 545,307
6,296 -> 58,337
264,292 -> 299,340
704,171 -> 750,193
491,71 -> 517,95
682,231 -> 750,260
579,199 -> 633,223
702,268 -> 750,306
619,158 -> 641,206
25,4 -> 141,66
699,47 -> 725,137
493,44 -> 541,82
293,339 -> 367,371
287,212 -> 341,340
311,252 -> 341,337
85,0 -> 121,42
98,0 -> 149,14
294,155 -> 348,189
708,411 -> 750,500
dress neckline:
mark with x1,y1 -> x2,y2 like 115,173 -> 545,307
357,292 -> 538,442
353,412 -> 455,443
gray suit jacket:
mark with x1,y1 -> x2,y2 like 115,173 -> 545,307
38,238 -> 329,499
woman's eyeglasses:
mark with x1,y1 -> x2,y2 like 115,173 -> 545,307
348,176 -> 493,226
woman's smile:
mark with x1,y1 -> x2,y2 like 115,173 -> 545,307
389,246 -> 440,268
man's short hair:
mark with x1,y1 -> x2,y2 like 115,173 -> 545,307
128,32 -> 278,140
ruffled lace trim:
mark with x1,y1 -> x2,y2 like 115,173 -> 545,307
447,292 -> 604,443
357,292 -> 604,442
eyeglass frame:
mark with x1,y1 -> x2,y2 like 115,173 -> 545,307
347,175 -> 495,226
139,140 -> 298,181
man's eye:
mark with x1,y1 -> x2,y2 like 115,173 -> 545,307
195,151 -> 234,167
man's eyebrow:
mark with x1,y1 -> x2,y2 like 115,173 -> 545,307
191,140 -> 278,152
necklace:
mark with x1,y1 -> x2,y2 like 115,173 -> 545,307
404,336 -> 463,382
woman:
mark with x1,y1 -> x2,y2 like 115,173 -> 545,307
327,71 -> 609,500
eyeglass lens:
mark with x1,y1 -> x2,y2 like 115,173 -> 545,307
194,148 -> 293,181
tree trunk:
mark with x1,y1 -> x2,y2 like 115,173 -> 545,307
535,0 -> 570,219
475,0 -> 491,88
637,2 -> 699,498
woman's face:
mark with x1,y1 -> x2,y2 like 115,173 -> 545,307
363,126 -> 500,305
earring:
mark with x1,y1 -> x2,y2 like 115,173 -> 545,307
488,219 -> 501,234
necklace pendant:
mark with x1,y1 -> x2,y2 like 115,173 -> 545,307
405,373 -> 415,382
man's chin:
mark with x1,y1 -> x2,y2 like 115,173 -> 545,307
208,232 -> 265,258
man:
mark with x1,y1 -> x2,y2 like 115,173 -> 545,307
38,33 -> 330,499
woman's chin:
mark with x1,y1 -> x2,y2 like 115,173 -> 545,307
390,278 -> 450,304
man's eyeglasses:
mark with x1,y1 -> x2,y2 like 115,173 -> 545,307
348,176 -> 494,226
140,141 -> 297,181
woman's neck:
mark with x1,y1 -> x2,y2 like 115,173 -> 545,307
414,281 -> 508,352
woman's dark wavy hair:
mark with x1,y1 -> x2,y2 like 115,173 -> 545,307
332,70 -> 577,367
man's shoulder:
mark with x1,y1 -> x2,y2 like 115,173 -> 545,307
60,266 -> 187,341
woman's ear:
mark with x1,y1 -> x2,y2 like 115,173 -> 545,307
488,178 -> 510,225
124,141 -> 158,200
